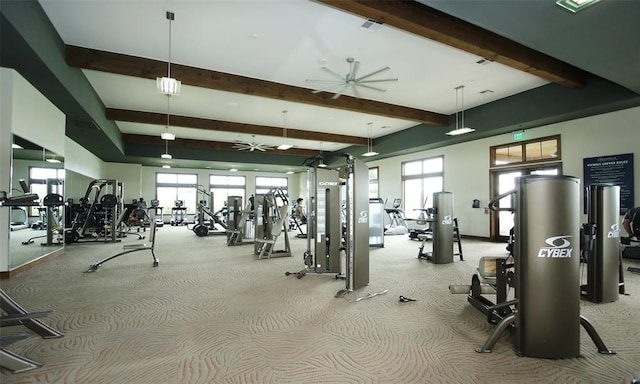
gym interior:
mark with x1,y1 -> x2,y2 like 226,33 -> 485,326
1,1 -> 640,383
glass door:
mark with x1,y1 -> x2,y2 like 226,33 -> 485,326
490,165 -> 560,241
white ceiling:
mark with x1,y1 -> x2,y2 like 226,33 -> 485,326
38,0 -> 548,152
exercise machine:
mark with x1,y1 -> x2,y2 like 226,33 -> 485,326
8,179 -> 32,231
22,193 -> 64,246
451,175 -> 615,358
369,198 -> 385,247
190,187 -> 227,237
417,192 -> 463,263
302,154 -> 370,296
148,199 -> 164,227
227,196 -> 254,246
254,188 -> 291,259
304,166 -> 343,274
384,198 -> 408,235
580,184 -> 625,303
621,207 -> 640,261
170,200 -> 186,226
408,198 -> 434,241
64,179 -> 123,244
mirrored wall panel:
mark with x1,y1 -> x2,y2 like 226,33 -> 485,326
9,135 -> 64,269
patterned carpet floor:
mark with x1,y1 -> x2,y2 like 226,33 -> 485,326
1,225 -> 639,383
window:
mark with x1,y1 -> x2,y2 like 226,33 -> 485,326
255,176 -> 288,196
489,135 -> 562,240
401,156 -> 444,218
491,135 -> 560,167
155,173 -> 198,215
369,167 -> 379,199
28,167 -> 65,216
210,175 -> 246,210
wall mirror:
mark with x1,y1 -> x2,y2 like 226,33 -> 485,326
9,135 -> 65,270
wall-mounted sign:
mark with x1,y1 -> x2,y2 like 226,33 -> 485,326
583,153 -> 634,215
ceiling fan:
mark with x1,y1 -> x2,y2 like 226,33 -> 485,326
305,57 -> 398,100
232,135 -> 274,152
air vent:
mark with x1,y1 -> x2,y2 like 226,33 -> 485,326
480,89 -> 494,95
476,58 -> 493,65
361,19 -> 383,32
69,118 -> 101,131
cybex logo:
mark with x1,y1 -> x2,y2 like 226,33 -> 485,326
441,215 -> 453,225
318,181 -> 338,186
537,236 -> 573,258
358,211 -> 368,224
608,223 -> 620,239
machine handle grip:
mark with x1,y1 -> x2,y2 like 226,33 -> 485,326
488,189 -> 516,212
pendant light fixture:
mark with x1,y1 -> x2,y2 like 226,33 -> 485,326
157,11 -> 181,96
317,142 -> 327,167
362,122 -> 379,157
446,85 -> 476,136
159,11 -> 177,160
277,110 -> 293,150
161,96 -> 173,160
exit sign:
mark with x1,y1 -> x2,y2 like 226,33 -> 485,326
513,131 -> 525,141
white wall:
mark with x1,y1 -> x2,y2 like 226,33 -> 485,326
367,107 -> 640,237
65,137 -> 103,180
104,162 -> 142,203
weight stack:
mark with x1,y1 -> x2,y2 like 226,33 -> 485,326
514,175 -> 581,358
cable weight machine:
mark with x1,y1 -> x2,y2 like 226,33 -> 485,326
302,154 -> 370,296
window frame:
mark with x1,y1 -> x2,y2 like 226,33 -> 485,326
490,135 -> 561,168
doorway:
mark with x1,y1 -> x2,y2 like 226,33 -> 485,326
490,165 -> 561,241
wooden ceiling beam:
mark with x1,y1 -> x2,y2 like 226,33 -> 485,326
107,108 -> 368,146
315,0 -> 586,88
123,134 -> 321,157
67,45 -> 448,125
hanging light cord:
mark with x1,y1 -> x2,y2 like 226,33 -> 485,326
461,86 -> 465,128
282,110 -> 288,139
167,11 -> 174,79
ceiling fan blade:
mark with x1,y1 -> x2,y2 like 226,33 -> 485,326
355,66 -> 390,82
312,83 -> 349,94
358,78 -> 398,84
357,84 -> 388,93
332,84 -> 349,99
320,67 -> 346,81
351,84 -> 361,99
305,79 -> 344,84
349,61 -> 360,81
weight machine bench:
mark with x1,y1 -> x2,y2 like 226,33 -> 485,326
1,289 -> 64,373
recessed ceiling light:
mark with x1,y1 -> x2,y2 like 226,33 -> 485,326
46,158 -> 61,163
286,171 -> 294,174
556,0 -> 601,13
361,19 -> 383,32
162,164 -> 171,169
229,168 -> 238,172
